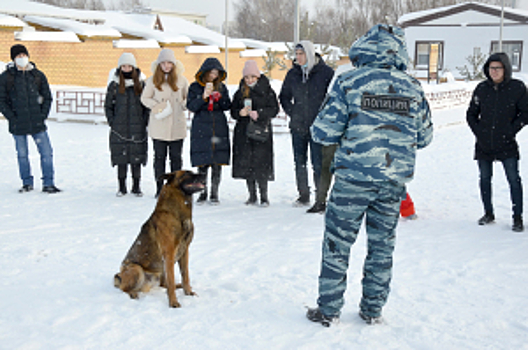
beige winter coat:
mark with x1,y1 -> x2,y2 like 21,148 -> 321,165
141,60 -> 189,141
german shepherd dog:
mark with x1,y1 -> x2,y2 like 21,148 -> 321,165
114,170 -> 205,307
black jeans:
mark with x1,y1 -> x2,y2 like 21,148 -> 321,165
478,158 -> 523,217
117,163 -> 141,179
291,131 -> 322,198
152,139 -> 183,180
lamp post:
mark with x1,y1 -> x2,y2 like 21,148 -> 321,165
294,0 -> 299,44
499,0 -> 505,51
225,0 -> 229,77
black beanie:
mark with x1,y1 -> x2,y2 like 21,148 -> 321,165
11,44 -> 29,61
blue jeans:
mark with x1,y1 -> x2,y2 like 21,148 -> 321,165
291,131 -> 322,197
13,131 -> 55,187
478,158 -> 523,217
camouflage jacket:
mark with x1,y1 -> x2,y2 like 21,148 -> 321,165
311,24 -> 433,184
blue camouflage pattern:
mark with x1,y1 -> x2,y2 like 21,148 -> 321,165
317,179 -> 405,318
313,24 -> 433,320
311,24 -> 433,184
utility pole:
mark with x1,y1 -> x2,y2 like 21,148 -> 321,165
294,0 -> 299,44
499,0 -> 505,51
225,0 -> 229,77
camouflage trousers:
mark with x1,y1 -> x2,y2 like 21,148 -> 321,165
317,178 -> 406,318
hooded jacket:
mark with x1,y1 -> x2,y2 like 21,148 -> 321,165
466,52 -> 528,161
0,62 -> 52,135
279,42 -> 334,134
187,58 -> 231,167
104,68 -> 150,166
311,25 -> 433,184
140,59 -> 189,141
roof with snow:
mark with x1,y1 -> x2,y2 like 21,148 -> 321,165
24,15 -> 121,38
398,1 -> 528,27
0,13 -> 26,28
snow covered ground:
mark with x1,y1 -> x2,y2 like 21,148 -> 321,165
1,102 -> 528,349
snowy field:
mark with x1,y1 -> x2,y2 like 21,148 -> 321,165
1,103 -> 528,349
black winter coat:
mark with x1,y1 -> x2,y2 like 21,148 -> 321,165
279,54 -> 334,135
231,75 -> 279,181
0,62 -> 52,135
104,70 -> 149,166
187,58 -> 232,167
467,53 -> 528,161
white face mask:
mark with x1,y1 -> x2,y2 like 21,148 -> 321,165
15,57 -> 29,68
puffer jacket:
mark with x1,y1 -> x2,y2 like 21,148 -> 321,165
0,62 -> 52,135
311,24 -> 433,184
140,59 -> 189,141
466,52 -> 528,161
104,68 -> 149,166
187,58 -> 231,167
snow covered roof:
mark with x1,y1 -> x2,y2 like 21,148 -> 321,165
14,30 -> 81,42
0,1 -> 106,23
24,16 -> 121,38
185,45 -> 221,54
398,1 -> 528,27
236,39 -> 289,52
0,14 -> 26,28
113,39 -> 160,49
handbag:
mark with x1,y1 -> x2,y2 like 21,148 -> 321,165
246,120 -> 269,142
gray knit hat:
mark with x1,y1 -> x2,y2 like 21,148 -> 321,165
117,52 -> 137,68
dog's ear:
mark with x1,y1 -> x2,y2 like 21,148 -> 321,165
158,173 -> 176,185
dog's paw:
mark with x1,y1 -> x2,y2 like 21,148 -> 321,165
184,289 -> 197,296
169,299 -> 181,308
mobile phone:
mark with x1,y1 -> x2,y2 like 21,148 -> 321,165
244,98 -> 252,110
206,82 -> 213,91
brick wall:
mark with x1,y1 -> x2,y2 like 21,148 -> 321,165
0,30 -> 295,87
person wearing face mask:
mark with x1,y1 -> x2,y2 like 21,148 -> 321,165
0,44 -> 60,194
230,60 -> 279,207
104,53 -> 150,197
279,40 -> 334,208
141,49 -> 189,197
187,57 -> 231,205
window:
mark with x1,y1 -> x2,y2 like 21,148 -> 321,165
490,41 -> 523,71
414,41 -> 444,70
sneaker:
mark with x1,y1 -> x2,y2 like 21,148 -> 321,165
245,196 -> 257,205
131,188 -> 143,197
260,200 -> 270,208
42,185 -> 61,194
359,310 -> 383,325
116,190 -> 126,197
513,216 -> 524,232
478,213 -> 495,225
404,214 -> 418,220
19,185 -> 34,193
306,307 -> 338,327
307,201 -> 326,214
210,195 -> 220,205
293,194 -> 310,207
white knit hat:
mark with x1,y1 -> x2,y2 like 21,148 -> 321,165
118,52 -> 137,68
157,49 -> 177,65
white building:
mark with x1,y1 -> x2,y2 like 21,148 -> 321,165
399,2 -> 528,80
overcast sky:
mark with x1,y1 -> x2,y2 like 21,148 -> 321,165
137,0 -> 329,28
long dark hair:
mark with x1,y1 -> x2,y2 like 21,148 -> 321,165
118,68 -> 143,96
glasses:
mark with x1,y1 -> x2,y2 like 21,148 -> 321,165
489,66 -> 504,71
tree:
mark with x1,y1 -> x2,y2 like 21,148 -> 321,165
456,49 -> 487,81
261,50 -> 287,79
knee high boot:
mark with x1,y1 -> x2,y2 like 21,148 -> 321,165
197,166 -> 209,203
131,164 -> 143,197
210,164 -> 222,204
117,164 -> 127,197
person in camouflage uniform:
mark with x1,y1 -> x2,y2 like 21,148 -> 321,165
306,24 -> 433,326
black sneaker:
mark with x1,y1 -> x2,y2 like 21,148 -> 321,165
42,185 -> 61,194
116,190 -> 126,197
307,201 -> 326,214
245,196 -> 257,205
131,188 -> 143,197
513,216 -> 524,232
19,185 -> 34,193
306,307 -> 338,327
197,192 -> 207,204
359,310 -> 383,325
478,213 -> 495,225
260,199 -> 270,207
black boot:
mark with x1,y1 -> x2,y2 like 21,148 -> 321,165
210,165 -> 221,205
117,178 -> 127,197
258,179 -> 269,207
307,201 -> 326,214
513,216 -> 524,232
132,178 -> 143,197
478,212 -> 495,225
197,166 -> 209,204
245,179 -> 257,205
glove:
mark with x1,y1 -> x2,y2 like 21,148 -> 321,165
154,100 -> 172,120
208,91 -> 221,111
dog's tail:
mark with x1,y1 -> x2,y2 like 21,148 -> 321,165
115,264 -> 146,299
